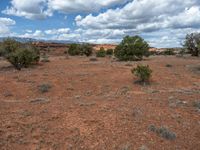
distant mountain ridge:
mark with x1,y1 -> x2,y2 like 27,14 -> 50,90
0,37 -> 76,44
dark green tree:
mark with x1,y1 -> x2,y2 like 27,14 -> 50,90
114,36 -> 149,61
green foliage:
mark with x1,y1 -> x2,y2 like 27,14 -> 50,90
96,47 -> 106,57
163,49 -> 175,55
38,83 -> 52,93
68,44 -> 80,56
80,44 -> 93,56
184,33 -> 200,56
68,43 -> 93,56
106,49 -> 113,55
7,47 -> 39,70
114,36 -> 149,61
0,38 -> 40,70
131,65 -> 152,82
0,38 -> 21,56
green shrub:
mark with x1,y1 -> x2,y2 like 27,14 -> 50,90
131,65 -> 152,82
193,101 -> 200,110
96,47 -> 106,57
0,39 -> 40,70
115,36 -> 149,61
38,83 -> 52,93
106,49 -> 113,55
0,38 -> 21,56
68,44 -> 80,56
80,44 -> 93,56
68,43 -> 93,56
163,49 -> 175,55
7,47 -> 39,70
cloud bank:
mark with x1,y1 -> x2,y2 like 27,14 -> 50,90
2,0 -> 200,47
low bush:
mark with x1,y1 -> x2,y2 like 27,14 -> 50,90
148,125 -> 176,140
68,44 -> 80,56
106,49 -> 113,55
193,101 -> 200,110
96,47 -> 106,57
131,65 -> 152,83
38,83 -> 52,93
0,39 -> 21,55
0,39 -> 40,70
68,43 -> 93,56
163,49 -> 175,55
80,44 -> 93,56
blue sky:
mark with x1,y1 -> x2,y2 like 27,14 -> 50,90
0,0 -> 200,48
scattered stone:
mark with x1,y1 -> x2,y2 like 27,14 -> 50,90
75,95 -> 81,99
78,102 -> 96,107
84,91 -> 92,96
168,96 -> 188,108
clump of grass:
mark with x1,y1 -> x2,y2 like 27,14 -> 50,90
148,125 -> 176,140
41,54 -> 50,62
38,83 -> 52,93
193,101 -> 200,110
131,65 -> 152,84
166,64 -> 172,67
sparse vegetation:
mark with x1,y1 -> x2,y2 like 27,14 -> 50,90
148,125 -> 176,140
193,101 -> 200,110
38,83 -> 52,93
166,64 -> 173,67
106,49 -> 113,55
0,38 -> 40,70
41,54 -> 50,62
131,65 -> 152,83
68,44 -> 81,56
96,47 -> 106,57
163,49 -> 175,55
114,36 -> 149,61
80,43 -> 93,56
184,33 -> 200,56
68,43 -> 93,56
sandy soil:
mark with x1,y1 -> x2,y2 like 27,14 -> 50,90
0,56 -> 199,150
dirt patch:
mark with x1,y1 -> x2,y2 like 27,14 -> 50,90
0,56 -> 199,149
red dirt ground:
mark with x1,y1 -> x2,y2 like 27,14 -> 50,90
0,56 -> 200,150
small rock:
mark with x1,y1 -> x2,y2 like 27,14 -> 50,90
75,95 -> 81,99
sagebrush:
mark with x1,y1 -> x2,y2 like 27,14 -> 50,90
131,65 -> 152,82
